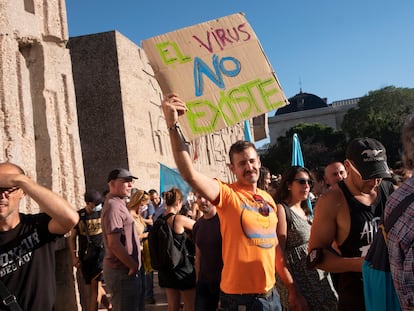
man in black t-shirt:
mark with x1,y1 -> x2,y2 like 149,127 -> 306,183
0,162 -> 79,310
193,194 -> 223,311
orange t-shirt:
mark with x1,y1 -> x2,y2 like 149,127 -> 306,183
215,179 -> 278,294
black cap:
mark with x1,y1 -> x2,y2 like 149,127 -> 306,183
346,138 -> 392,180
107,168 -> 138,182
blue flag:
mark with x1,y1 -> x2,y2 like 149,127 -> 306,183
291,133 -> 304,167
159,163 -> 191,199
244,120 -> 253,142
291,133 -> 313,215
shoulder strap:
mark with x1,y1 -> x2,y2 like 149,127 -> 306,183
164,213 -> 175,221
280,201 -> 292,230
0,280 -> 23,311
384,193 -> 414,233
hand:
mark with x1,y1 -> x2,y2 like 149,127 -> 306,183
288,289 -> 309,311
71,255 -> 80,268
127,264 -> 139,276
162,93 -> 187,128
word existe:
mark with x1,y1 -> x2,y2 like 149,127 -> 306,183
185,77 -> 283,135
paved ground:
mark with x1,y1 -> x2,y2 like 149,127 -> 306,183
146,272 -> 168,311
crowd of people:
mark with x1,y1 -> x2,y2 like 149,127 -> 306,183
1,92 -> 413,311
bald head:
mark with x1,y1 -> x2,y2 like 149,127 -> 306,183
324,162 -> 347,187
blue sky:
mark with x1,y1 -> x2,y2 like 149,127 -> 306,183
66,0 -> 413,104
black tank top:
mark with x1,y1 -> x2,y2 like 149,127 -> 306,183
336,180 -> 393,311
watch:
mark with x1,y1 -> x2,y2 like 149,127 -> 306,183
306,248 -> 323,270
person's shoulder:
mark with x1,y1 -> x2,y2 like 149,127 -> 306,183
314,185 -> 344,212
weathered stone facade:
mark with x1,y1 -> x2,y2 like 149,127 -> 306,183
1,1 -> 84,310
68,30 -> 245,193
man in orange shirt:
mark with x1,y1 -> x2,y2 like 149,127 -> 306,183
161,93 -> 283,311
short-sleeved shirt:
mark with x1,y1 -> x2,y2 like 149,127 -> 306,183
101,194 -> 141,270
215,180 -> 277,294
385,177 -> 414,311
75,208 -> 103,258
0,213 -> 60,310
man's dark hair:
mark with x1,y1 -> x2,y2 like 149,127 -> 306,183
148,189 -> 158,195
84,189 -> 104,206
228,140 -> 257,164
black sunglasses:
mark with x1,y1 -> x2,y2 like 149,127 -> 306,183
252,194 -> 270,217
294,178 -> 314,187
0,187 -> 19,196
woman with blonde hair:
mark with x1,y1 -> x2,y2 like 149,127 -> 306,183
127,189 -> 153,309
158,187 -> 196,311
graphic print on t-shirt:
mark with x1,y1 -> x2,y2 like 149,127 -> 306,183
240,202 -> 276,249
0,229 -> 40,277
359,216 -> 380,256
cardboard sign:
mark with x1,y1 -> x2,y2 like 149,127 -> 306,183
142,13 -> 288,141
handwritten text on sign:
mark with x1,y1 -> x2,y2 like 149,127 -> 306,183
142,13 -> 287,139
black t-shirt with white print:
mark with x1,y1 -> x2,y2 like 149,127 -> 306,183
0,213 -> 60,311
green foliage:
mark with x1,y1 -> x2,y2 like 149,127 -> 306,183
342,86 -> 414,166
261,123 -> 346,174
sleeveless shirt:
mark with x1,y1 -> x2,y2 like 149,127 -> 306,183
336,180 -> 393,311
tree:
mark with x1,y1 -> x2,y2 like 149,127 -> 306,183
261,123 -> 346,174
342,86 -> 414,166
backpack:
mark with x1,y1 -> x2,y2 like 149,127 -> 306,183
148,213 -> 184,270
362,192 -> 414,311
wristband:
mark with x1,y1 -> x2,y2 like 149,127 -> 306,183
168,123 -> 180,131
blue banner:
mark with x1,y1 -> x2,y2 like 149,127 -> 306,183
159,163 -> 191,199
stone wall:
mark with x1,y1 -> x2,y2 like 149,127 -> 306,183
68,31 -> 245,193
1,1 -> 84,310
0,0 -> 85,211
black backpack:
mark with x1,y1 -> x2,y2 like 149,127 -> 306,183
148,213 -> 184,270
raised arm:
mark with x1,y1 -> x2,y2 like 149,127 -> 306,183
4,172 -> 79,234
162,93 -> 220,203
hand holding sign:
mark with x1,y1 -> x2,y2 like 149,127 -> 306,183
163,93 -> 187,128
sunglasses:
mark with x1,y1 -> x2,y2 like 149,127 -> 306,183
294,178 -> 314,187
252,194 -> 270,217
0,187 -> 20,197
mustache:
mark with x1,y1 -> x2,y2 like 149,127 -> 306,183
243,169 -> 258,176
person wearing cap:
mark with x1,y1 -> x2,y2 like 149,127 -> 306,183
384,115 -> 414,311
308,137 -> 394,311
101,168 -> 142,310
